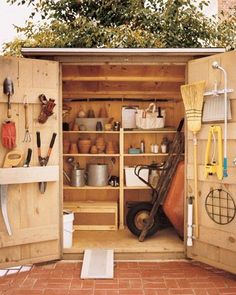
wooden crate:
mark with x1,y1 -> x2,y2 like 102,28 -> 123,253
64,201 -> 118,230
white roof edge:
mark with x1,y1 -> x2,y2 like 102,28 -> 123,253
21,47 -> 225,56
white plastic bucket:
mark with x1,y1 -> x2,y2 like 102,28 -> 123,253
63,210 -> 74,248
124,166 -> 149,187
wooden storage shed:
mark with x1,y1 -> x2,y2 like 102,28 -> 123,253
0,48 -> 236,274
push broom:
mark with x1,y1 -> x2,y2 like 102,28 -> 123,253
181,80 -> 206,240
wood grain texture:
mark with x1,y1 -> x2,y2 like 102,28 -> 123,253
0,56 -> 61,267
186,50 -> 236,273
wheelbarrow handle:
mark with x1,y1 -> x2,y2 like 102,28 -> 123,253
177,118 -> 184,132
134,165 -> 153,188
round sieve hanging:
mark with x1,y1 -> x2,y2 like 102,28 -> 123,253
205,189 -> 236,225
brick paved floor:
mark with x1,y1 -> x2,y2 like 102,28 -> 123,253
0,260 -> 236,295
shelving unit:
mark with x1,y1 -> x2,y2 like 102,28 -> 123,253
62,61 -> 185,240
63,128 -> 180,229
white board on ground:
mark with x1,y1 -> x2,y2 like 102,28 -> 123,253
81,249 -> 114,279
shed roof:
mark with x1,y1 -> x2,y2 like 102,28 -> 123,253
22,47 -> 225,57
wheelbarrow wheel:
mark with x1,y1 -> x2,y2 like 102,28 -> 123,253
126,202 -> 160,238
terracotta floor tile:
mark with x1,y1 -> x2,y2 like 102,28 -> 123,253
218,288 -> 236,294
155,290 -> 170,295
43,289 -> 69,295
94,291 -> 119,295
169,289 -> 194,294
143,282 -> 167,289
119,289 -> 144,295
1,261 -> 236,295
193,289 -> 208,295
94,282 -> 119,289
68,290 -> 94,295
165,278 -> 178,288
143,289 -> 157,295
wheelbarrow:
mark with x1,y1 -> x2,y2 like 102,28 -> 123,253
126,119 -> 185,242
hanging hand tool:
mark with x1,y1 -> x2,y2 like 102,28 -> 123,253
3,78 -> 14,119
38,94 -> 56,124
212,62 -> 229,177
36,131 -> 57,194
204,125 -> 223,180
23,148 -> 32,167
181,80 -> 206,239
3,150 -> 23,168
1,121 -> 16,150
23,96 -> 31,142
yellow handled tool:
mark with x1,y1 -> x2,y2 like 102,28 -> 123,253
204,125 -> 223,180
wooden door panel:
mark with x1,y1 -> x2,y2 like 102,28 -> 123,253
0,56 -> 61,268
186,51 -> 236,274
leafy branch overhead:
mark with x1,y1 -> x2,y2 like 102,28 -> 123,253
4,0 -> 236,55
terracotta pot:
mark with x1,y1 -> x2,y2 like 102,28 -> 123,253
63,140 -> 70,154
69,142 -> 78,154
90,145 -> 98,154
78,139 -> 91,154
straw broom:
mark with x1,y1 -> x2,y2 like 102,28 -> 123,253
181,80 -> 206,240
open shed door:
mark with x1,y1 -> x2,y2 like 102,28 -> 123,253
0,57 -> 62,268
186,51 -> 236,274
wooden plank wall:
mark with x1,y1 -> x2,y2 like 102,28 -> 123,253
0,57 -> 61,267
186,51 -> 236,274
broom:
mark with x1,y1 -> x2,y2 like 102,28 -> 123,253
181,80 -> 206,240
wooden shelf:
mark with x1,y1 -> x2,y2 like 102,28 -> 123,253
62,76 -> 185,83
64,201 -> 118,231
63,131 -> 119,134
63,185 -> 120,190
124,153 -> 168,157
0,166 -> 59,185
124,186 -> 151,190
63,153 -> 120,157
124,129 -> 176,134
63,91 -> 181,100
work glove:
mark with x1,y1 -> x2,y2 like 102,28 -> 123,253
1,121 -> 16,150
38,94 -> 56,124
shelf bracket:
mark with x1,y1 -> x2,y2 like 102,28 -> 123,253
0,184 -> 12,236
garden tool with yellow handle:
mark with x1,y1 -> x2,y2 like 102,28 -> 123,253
204,125 -> 223,180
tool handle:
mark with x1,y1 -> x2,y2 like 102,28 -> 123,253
177,118 -> 184,132
24,103 -> 29,129
223,157 -> 228,177
49,133 -> 57,149
36,132 -> 41,158
47,133 -> 57,158
7,95 -> 11,119
36,131 -> 41,148
26,148 -> 32,166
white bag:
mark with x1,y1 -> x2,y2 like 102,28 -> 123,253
136,103 -> 165,129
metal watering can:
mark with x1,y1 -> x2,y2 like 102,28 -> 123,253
63,157 -> 87,187
87,158 -> 115,187
63,166 -> 87,187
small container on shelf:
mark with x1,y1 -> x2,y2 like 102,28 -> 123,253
69,142 -> 78,154
78,138 -> 91,153
124,166 -> 148,187
63,140 -> 70,154
90,145 -> 98,154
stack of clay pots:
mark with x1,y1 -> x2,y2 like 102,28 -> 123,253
95,136 -> 106,153
106,141 -> 115,154
78,138 -> 91,153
